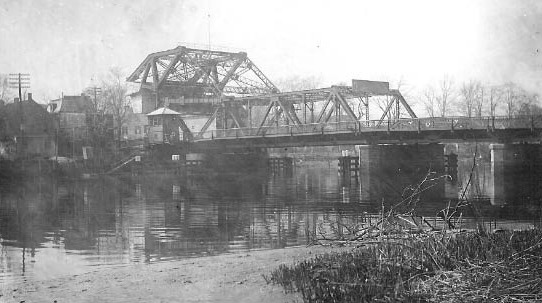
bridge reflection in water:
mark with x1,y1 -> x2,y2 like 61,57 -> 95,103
0,151 -> 540,284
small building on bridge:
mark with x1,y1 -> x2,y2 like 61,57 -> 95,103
145,107 -> 216,144
146,107 -> 190,145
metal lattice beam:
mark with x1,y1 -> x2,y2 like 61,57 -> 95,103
127,46 -> 279,99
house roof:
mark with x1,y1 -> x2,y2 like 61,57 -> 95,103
49,95 -> 93,113
146,107 -> 181,116
1,99 -> 55,136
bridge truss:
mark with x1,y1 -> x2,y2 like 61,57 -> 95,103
127,46 -> 420,143
127,46 -> 280,98
195,84 -> 418,139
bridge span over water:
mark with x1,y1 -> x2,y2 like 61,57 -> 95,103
191,115 -> 542,149
126,46 -> 542,151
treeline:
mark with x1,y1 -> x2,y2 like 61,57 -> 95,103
275,75 -> 542,119
421,77 -> 541,118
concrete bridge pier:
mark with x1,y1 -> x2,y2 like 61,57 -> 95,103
358,143 -> 445,203
490,143 -> 542,206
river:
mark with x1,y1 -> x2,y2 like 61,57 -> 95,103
1,148 -> 541,286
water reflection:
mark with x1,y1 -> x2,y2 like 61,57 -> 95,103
1,150 -> 541,284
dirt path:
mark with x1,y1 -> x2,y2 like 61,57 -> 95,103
2,246 -> 345,303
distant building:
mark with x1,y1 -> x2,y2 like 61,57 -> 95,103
47,94 -> 113,158
0,94 -> 56,159
127,88 -> 156,115
48,94 -> 94,113
121,108 -> 148,148
128,88 -> 217,116
47,95 -> 93,135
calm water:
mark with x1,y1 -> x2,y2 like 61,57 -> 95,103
1,152 -> 541,285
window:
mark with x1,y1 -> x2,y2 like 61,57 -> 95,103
121,126 -> 128,135
135,126 -> 141,135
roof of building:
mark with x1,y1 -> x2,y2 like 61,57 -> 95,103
146,107 -> 181,116
0,98 -> 55,136
48,95 -> 93,113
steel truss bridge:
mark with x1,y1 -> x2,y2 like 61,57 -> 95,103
193,114 -> 542,149
127,45 -> 279,98
128,46 -> 542,149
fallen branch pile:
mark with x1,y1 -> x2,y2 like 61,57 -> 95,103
268,229 -> 542,302
267,161 -> 542,302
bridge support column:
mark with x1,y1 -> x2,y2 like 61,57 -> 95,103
358,144 -> 445,202
490,143 -> 542,206
358,145 -> 381,201
490,144 -> 506,205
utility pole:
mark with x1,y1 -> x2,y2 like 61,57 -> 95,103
8,73 -> 30,158
85,86 -> 102,112
85,85 -> 102,136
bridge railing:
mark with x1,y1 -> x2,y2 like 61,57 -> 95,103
196,115 -> 542,141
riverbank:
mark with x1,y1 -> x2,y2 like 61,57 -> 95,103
2,246 -> 348,303
269,229 -> 542,302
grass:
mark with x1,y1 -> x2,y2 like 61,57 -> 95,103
266,166 -> 542,302
266,229 -> 542,302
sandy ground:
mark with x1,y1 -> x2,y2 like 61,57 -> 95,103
2,246 -> 346,303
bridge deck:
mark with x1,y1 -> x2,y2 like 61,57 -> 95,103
193,116 -> 542,146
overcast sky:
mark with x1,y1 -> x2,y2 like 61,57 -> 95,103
1,0 -> 541,102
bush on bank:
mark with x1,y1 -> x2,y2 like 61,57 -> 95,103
267,229 -> 542,302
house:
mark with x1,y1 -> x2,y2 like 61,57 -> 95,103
121,108 -> 148,147
47,94 -> 113,158
0,94 -> 56,159
47,94 -> 94,134
48,94 -> 94,113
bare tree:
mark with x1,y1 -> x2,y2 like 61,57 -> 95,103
498,82 -> 542,117
436,75 -> 454,117
459,80 -> 482,117
526,95 -> 542,115
516,92 -> 541,116
422,86 -> 437,118
0,74 -> 15,102
473,85 -> 484,117
488,86 -> 500,117
101,68 -> 130,146
374,77 -> 412,120
502,83 -> 517,118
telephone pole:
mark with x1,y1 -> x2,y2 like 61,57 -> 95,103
85,86 -> 102,111
8,73 -> 30,158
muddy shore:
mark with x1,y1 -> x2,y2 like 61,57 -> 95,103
2,246 -> 346,303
